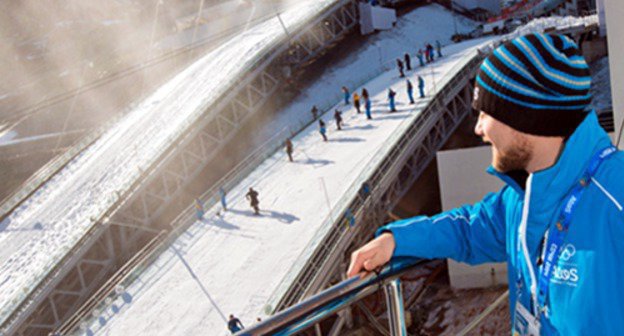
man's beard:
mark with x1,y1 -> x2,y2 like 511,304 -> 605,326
492,137 -> 532,173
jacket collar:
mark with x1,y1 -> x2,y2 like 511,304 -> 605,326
488,111 -> 612,208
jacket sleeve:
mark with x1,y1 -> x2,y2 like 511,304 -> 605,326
376,188 -> 508,265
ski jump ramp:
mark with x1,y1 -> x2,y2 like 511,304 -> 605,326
78,14 -> 599,336
81,38 -> 495,336
0,1 -> 348,334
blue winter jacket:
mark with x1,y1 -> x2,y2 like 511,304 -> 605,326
378,112 -> 624,335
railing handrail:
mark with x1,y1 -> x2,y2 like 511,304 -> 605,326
55,125 -> 291,335
238,257 -> 424,336
55,230 -> 168,334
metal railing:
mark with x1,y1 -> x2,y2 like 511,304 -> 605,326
238,257 -> 424,336
55,230 -> 168,335
53,123 -> 292,335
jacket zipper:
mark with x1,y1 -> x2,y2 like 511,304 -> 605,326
518,173 -> 538,316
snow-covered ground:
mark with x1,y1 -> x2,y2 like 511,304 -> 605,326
505,14 -> 597,39
0,0 -> 336,327
249,3 -> 480,163
82,12 -> 493,336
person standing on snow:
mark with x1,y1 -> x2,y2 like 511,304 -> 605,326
427,43 -> 435,62
416,49 -> 425,67
365,97 -> 372,120
334,109 -> 343,130
436,40 -> 443,58
228,314 -> 245,334
245,187 -> 260,215
396,58 -> 405,78
406,79 -> 415,104
285,138 -> 294,162
219,187 -> 227,212
387,88 -> 397,112
404,52 -> 412,71
353,92 -> 361,114
347,33 -> 624,336
341,86 -> 350,105
418,75 -> 425,98
311,105 -> 319,120
319,119 -> 328,141
194,198 -> 204,220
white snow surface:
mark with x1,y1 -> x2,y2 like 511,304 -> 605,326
0,0 -> 335,326
83,9 -> 493,336
0,130 -> 18,146
504,14 -> 598,39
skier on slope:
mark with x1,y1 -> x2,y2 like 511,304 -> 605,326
319,119 -> 328,141
406,79 -> 415,104
246,187 -> 260,215
387,88 -> 397,112
334,109 -> 343,130
228,314 -> 245,334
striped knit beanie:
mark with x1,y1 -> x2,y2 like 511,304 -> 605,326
472,33 -> 592,137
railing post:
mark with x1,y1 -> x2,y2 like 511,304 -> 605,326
383,279 -> 407,336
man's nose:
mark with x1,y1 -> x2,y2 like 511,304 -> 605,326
474,112 -> 484,137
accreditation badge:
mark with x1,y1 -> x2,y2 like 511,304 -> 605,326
513,301 -> 540,336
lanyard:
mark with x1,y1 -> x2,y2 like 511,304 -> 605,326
517,145 -> 617,319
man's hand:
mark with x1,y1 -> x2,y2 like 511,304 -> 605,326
346,232 -> 396,278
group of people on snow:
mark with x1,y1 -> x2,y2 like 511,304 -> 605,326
312,43 -> 440,143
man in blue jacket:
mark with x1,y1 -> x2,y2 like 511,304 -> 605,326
347,33 -> 624,335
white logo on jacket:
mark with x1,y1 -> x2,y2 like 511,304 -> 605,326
551,244 -> 579,286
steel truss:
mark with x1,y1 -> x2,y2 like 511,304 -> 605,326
2,1 -> 360,335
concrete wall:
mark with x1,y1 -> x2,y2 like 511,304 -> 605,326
604,0 -> 624,148
436,146 -> 508,289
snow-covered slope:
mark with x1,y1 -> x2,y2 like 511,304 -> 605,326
0,0 -> 335,326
